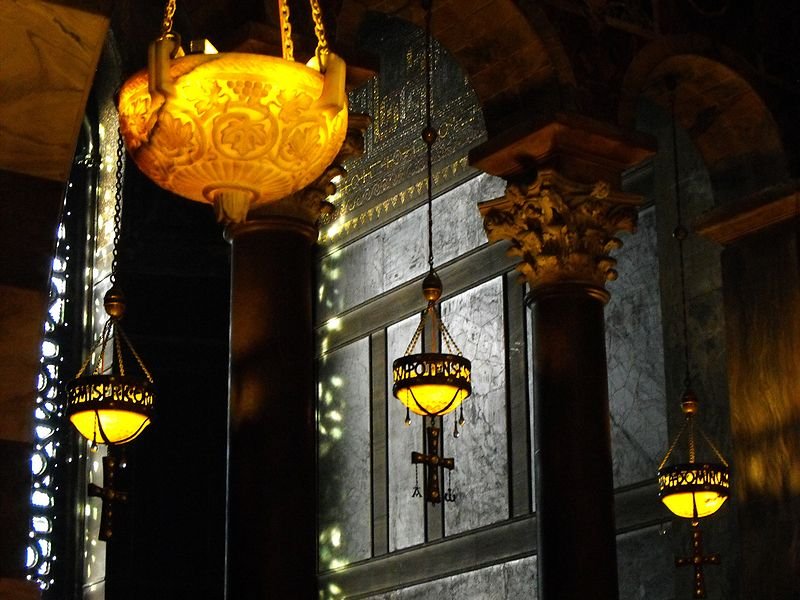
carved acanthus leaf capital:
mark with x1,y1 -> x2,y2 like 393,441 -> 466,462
478,169 -> 641,291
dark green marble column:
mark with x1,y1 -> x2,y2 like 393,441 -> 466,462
479,166 -> 644,600
226,212 -> 318,600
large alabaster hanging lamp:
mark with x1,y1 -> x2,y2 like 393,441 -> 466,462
65,134 -> 155,447
118,0 -> 349,223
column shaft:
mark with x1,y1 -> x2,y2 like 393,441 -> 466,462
478,161 -> 648,600
530,286 -> 618,600
226,218 -> 317,600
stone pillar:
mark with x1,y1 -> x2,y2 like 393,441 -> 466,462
224,116 -> 368,600
696,186 -> 800,599
472,114 -> 654,600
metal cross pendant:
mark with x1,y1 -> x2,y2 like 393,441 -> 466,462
411,425 -> 454,504
675,522 -> 720,598
88,454 -> 129,541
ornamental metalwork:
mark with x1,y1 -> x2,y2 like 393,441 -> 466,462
658,463 -> 730,497
66,375 -> 155,415
392,353 -> 472,416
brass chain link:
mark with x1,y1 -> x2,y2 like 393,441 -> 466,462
279,0 -> 294,61
111,131 -> 124,285
657,418 -> 689,470
404,307 -> 429,355
119,326 -> 156,382
160,0 -> 177,37
308,0 -> 329,60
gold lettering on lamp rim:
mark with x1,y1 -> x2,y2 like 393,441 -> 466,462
66,375 -> 156,409
478,169 -> 642,293
392,354 -> 472,418
65,375 -> 155,444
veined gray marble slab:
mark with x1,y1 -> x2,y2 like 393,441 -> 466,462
387,316 -> 426,551
606,206 -> 668,487
440,277 -> 509,535
318,338 -> 372,568
317,173 -> 505,322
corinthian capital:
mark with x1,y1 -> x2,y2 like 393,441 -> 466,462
479,169 -> 641,292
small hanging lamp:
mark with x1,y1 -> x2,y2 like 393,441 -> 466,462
117,0 -> 348,223
656,77 -> 730,599
392,269 -> 472,421
658,389 -> 730,520
391,0 -> 472,505
65,133 -> 155,447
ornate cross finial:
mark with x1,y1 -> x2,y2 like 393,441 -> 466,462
411,425 -> 454,504
87,455 -> 129,541
676,522 -> 721,598
478,169 -> 641,296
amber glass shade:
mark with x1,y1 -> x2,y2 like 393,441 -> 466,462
66,375 -> 154,445
658,463 -> 730,519
393,353 -> 472,417
118,52 -> 348,222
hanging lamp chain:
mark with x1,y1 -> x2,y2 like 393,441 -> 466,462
699,428 -> 729,467
111,131 -> 125,286
423,0 -> 435,271
309,0 -> 330,62
118,326 -> 155,382
670,88 -> 692,390
278,0 -> 294,61
277,0 -> 330,65
403,303 -> 464,357
160,0 -> 177,38
687,416 -> 696,463
658,417 -> 689,470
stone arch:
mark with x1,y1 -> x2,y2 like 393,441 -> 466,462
335,0 -> 576,135
619,35 -> 787,203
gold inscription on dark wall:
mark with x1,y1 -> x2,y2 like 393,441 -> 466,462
321,18 -> 485,245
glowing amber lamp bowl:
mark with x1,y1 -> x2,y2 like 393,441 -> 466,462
66,375 -> 154,445
658,463 -> 730,519
393,353 -> 472,417
118,53 -> 348,222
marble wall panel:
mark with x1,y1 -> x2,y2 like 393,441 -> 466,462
318,229 -> 386,320
616,525 -> 674,600
431,174 -> 505,264
317,174 -> 504,323
364,556 -> 537,599
605,206 -> 668,487
388,316 -> 426,551
381,204 -> 429,293
440,277 -> 509,535
318,338 -> 373,568
525,292 -> 537,512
